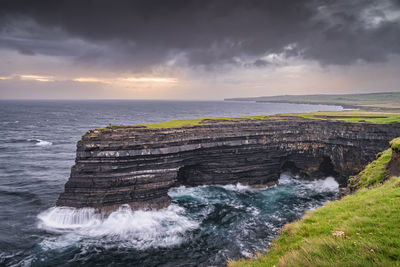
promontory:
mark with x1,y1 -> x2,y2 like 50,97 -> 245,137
56,112 -> 400,213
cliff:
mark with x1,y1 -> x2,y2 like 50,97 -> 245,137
229,138 -> 400,267
56,117 -> 400,212
388,137 -> 400,176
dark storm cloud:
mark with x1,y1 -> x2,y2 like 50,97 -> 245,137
1,0 -> 400,69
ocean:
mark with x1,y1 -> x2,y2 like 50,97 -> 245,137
0,100 -> 343,266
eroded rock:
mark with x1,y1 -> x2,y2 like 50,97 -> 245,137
56,118 -> 400,212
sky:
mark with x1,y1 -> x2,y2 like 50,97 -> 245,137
0,0 -> 400,100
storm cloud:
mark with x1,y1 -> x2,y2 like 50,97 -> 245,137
1,0 -> 400,70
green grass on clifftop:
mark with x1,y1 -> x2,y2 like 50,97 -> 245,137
229,140 -> 400,267
348,149 -> 392,191
390,137 -> 400,150
102,115 -> 269,130
143,118 -> 204,129
100,111 -> 400,130
281,110 -> 400,124
142,116 -> 269,129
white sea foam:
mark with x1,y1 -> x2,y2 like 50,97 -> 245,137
220,183 -> 253,191
36,139 -> 53,146
168,183 -> 258,205
168,185 -> 194,197
169,183 -> 263,198
37,204 -> 198,250
27,138 -> 53,146
279,173 -> 339,192
305,176 -> 339,193
278,172 -> 295,184
38,206 -> 101,229
37,175 -> 338,253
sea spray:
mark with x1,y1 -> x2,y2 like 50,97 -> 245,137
38,206 -> 101,230
35,139 -> 53,146
35,173 -> 339,265
0,100 -> 349,266
38,204 -> 198,250
9,138 -> 53,146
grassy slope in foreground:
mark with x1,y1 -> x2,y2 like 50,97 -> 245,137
229,144 -> 400,266
225,92 -> 400,110
347,149 -> 392,191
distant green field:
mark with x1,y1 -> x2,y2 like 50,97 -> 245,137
226,92 -> 400,110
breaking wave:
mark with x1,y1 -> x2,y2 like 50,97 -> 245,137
37,204 -> 198,250
278,173 -> 339,193
34,173 -> 339,265
28,139 -> 53,146
9,138 -> 53,146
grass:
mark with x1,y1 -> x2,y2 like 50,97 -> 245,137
99,115 -> 271,130
390,138 -> 400,150
230,177 -> 400,266
348,149 -> 392,191
95,111 -> 400,131
144,118 -> 204,129
281,110 -> 400,124
226,92 -> 400,110
229,141 -> 400,267
142,116 -> 270,129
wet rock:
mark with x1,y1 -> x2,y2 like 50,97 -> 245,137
56,118 -> 400,212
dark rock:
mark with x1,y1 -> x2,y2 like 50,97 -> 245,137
56,118 -> 400,212
388,148 -> 400,177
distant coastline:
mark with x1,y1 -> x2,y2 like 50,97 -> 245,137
225,92 -> 400,111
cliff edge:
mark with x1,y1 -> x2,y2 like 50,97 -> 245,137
229,138 -> 400,266
56,117 -> 400,213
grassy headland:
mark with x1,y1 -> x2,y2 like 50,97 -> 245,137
91,98 -> 400,266
92,92 -> 400,131
225,92 -> 400,110
280,110 -> 400,124
98,110 -> 400,131
99,115 -> 270,130
229,140 -> 400,267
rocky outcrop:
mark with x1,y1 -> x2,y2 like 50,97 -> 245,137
56,118 -> 400,212
388,138 -> 400,177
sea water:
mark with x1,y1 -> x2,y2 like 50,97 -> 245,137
0,100 -> 342,266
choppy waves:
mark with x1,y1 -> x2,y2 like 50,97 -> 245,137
8,138 -> 53,146
0,100 -> 345,266
28,139 -> 53,146
35,174 -> 339,264
38,204 -> 198,250
278,173 -> 339,192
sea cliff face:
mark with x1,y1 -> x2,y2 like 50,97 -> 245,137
388,138 -> 400,176
56,118 -> 400,212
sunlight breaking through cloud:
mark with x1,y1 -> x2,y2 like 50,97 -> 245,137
20,75 -> 54,82
120,77 -> 178,83
73,77 -> 109,83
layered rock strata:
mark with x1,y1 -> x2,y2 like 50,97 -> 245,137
56,118 -> 400,212
388,139 -> 400,177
